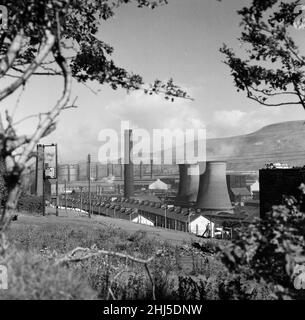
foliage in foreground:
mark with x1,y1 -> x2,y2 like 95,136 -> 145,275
0,221 -> 273,300
218,195 -> 305,300
16,195 -> 43,214
0,248 -> 96,300
221,0 -> 305,109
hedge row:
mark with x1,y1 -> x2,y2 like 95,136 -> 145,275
17,195 -> 43,213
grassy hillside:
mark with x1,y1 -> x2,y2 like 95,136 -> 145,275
0,212 -> 271,300
207,120 -> 305,170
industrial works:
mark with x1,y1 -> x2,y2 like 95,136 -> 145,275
2,0 -> 305,305
26,122 -> 305,240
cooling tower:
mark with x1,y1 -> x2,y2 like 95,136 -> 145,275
196,161 -> 233,212
124,130 -> 134,198
176,164 -> 200,204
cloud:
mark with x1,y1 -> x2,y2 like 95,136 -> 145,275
43,89 -> 207,162
207,107 -> 304,138
106,90 -> 205,131
213,110 -> 247,128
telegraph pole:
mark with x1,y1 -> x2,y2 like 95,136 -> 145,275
88,154 -> 91,218
55,143 -> 59,216
42,145 -> 45,216
64,180 -> 67,212
80,186 -> 83,212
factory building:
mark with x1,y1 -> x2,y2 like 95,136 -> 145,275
32,128 -> 259,238
226,174 -> 252,205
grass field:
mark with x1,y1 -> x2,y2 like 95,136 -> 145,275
13,207 -> 199,245
1,208 -> 271,300
0,208 -> 218,300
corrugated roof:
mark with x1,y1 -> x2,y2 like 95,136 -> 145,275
65,194 -> 249,225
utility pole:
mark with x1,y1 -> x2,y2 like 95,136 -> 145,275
80,186 -> 83,212
42,145 -> 45,216
162,204 -> 167,229
64,180 -> 67,212
55,144 -> 59,217
88,154 -> 91,218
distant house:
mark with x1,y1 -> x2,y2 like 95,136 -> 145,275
227,174 -> 251,205
132,214 -> 155,227
230,187 -> 252,205
148,179 -> 168,190
189,214 -> 215,237
250,180 -> 260,200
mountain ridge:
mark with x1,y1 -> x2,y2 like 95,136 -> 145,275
207,120 -> 305,171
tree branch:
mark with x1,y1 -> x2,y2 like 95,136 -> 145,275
0,28 -> 72,234
55,247 -> 157,265
0,30 -> 56,103
0,31 -> 25,78
246,86 -> 301,107
56,246 -> 157,299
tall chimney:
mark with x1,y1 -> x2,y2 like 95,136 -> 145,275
196,161 -> 233,212
150,159 -> 154,179
124,130 -> 134,198
139,161 -> 143,180
119,158 -> 123,179
176,164 -> 200,204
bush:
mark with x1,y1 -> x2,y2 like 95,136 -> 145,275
0,248 -> 96,300
17,195 -> 43,213
172,263 -> 272,300
218,195 -> 305,300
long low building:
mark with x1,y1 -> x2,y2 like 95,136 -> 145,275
56,194 -> 252,237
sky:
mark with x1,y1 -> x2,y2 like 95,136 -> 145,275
2,0 -> 305,163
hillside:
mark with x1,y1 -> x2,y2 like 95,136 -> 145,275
136,120 -> 305,172
207,121 -> 305,171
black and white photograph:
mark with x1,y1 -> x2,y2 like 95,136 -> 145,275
0,0 -> 305,313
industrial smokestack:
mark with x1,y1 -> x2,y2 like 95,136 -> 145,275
176,164 -> 200,204
196,161 -> 233,212
150,159 -> 154,179
140,161 -> 143,180
124,129 -> 134,198
119,158 -> 123,179
107,160 -> 110,177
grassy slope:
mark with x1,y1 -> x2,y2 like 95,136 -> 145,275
0,210 -> 217,300
207,120 -> 305,170
14,207 -> 199,245
0,210 -> 271,300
